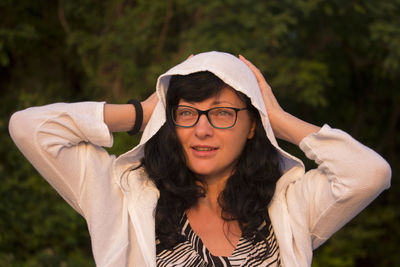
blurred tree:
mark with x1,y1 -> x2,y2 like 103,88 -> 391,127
1,0 -> 398,266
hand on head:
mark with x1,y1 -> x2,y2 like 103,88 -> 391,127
141,91 -> 159,130
238,54 -> 320,145
238,55 -> 284,117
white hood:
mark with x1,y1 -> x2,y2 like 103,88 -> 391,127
115,51 -> 302,176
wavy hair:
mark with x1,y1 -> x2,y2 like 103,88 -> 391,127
143,71 -> 281,256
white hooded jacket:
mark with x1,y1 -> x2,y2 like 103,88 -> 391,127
9,51 -> 391,266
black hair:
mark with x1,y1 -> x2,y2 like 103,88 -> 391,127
142,71 -> 281,258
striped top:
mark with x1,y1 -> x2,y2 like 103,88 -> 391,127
156,214 -> 281,266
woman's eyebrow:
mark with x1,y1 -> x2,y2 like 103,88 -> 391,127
211,99 -> 236,106
180,100 -> 236,106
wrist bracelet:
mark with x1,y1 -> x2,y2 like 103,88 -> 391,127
127,99 -> 143,136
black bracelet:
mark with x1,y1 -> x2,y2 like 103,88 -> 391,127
127,99 -> 143,136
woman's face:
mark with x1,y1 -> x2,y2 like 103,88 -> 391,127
175,87 -> 256,184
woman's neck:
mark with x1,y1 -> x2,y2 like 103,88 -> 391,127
195,175 -> 228,214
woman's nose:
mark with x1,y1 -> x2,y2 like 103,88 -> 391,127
194,114 -> 213,138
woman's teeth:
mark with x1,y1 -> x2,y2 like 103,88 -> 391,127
193,147 -> 215,151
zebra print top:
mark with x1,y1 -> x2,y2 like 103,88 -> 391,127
156,214 -> 281,267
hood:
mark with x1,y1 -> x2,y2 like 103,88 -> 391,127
115,51 -> 302,176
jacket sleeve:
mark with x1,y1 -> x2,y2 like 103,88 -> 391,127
8,102 -> 115,216
286,124 -> 391,249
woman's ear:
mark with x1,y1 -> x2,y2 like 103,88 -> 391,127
247,121 -> 256,139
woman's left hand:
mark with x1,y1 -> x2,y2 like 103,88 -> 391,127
238,54 -> 321,145
238,55 -> 284,124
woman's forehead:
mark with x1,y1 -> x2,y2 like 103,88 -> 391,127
179,86 -> 246,106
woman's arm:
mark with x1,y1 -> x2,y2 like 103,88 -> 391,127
239,55 -> 320,145
239,55 -> 391,249
9,102 -> 115,214
104,91 -> 158,133
8,91 -> 158,212
296,126 -> 391,248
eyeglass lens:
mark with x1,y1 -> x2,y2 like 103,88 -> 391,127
173,106 -> 238,128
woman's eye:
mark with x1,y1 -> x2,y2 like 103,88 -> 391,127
215,109 -> 234,117
178,109 -> 195,117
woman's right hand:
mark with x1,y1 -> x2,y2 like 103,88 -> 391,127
140,91 -> 158,130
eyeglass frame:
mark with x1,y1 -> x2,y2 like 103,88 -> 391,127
171,105 -> 248,129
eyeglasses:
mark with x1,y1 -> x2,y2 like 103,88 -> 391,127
172,105 -> 248,129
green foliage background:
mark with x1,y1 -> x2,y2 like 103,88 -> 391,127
1,0 -> 399,266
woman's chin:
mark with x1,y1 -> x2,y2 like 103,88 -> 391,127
190,167 -> 233,184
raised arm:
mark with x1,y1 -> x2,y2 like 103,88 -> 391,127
104,91 -> 158,132
239,55 -> 391,251
9,102 -> 116,215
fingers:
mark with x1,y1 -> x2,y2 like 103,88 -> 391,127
239,55 -> 259,73
238,54 -> 255,69
238,55 -> 269,88
141,92 -> 159,131
238,54 -> 282,111
145,91 -> 159,104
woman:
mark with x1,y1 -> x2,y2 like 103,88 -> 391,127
9,51 -> 391,266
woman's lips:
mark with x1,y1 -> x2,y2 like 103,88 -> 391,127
190,145 -> 218,156
192,146 -> 217,151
